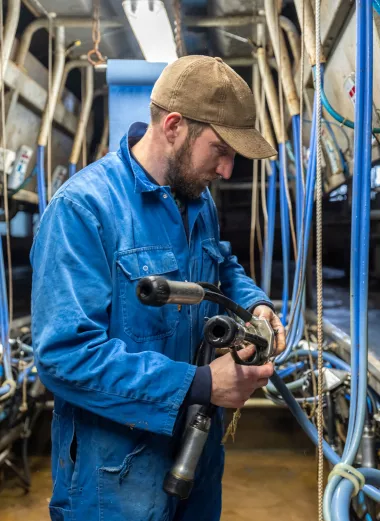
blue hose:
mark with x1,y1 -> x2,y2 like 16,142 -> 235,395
69,163 -> 76,177
262,160 -> 277,296
270,372 -> 380,503
324,3 -> 377,518
277,96 -> 318,362
0,239 -> 12,383
37,145 -> 47,215
373,0 -> 380,15
278,143 -> 290,325
315,65 -> 380,133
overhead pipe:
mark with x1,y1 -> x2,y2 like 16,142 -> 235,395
264,0 -> 300,118
68,63 -> 94,176
1,0 -> 21,80
58,58 -> 92,101
95,97 -> 109,161
16,18 -> 123,71
224,55 -> 278,70
36,25 -> 65,215
184,14 -> 265,28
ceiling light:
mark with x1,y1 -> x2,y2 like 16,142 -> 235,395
122,0 -> 178,63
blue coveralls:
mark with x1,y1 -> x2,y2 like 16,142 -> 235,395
31,123 -> 272,521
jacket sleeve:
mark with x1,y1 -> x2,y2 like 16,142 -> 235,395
30,195 -> 196,436
208,195 -> 273,311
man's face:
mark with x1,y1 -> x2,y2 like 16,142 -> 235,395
164,126 -> 236,199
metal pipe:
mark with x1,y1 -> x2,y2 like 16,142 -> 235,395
293,0 -> 326,66
264,0 -> 300,117
183,14 -> 265,28
58,58 -> 91,102
69,64 -> 94,167
257,47 -> 285,143
2,0 -> 21,79
224,55 -> 278,69
252,63 -> 277,153
37,26 -> 65,147
95,100 -> 109,160
279,15 -> 301,72
16,17 -> 123,70
0,423 -> 24,453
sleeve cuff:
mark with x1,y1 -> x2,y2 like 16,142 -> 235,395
248,300 -> 275,313
186,365 -> 212,406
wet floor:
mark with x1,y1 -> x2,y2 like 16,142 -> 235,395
0,450 -> 318,521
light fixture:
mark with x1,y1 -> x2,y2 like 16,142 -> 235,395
122,0 -> 178,63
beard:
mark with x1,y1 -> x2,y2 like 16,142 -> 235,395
164,136 -> 211,200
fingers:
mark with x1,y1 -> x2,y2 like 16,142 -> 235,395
237,344 -> 256,361
271,314 -> 286,354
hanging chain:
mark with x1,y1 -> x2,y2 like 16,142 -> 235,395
315,0 -> 325,517
173,0 -> 186,57
88,0 -> 106,66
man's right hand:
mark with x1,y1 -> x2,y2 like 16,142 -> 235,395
209,345 -> 274,408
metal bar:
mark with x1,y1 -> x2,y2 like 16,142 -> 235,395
16,18 -> 123,70
4,60 -> 78,135
184,14 -> 265,28
69,64 -> 94,165
304,310 -> 380,397
37,26 -> 65,147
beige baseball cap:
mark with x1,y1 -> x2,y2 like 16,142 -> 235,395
151,55 -> 276,159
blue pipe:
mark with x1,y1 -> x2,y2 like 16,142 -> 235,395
69,163 -> 76,177
37,145 -> 47,215
288,349 -> 351,372
324,4 -> 375,519
278,143 -> 290,325
262,160 -> 277,296
0,239 -> 12,383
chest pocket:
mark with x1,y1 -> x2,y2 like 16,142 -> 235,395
116,246 -> 180,342
201,238 -> 224,285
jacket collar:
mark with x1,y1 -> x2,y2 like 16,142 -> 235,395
118,122 -> 208,200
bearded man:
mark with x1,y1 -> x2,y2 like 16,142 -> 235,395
31,56 -> 285,521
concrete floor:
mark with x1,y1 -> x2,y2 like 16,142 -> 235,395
0,449 -> 318,521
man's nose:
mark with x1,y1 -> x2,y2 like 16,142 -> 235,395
216,157 -> 234,180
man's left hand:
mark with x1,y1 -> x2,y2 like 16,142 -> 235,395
252,305 -> 286,356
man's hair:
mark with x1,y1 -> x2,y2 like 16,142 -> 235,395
150,102 -> 207,141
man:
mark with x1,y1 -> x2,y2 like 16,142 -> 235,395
31,55 -> 285,521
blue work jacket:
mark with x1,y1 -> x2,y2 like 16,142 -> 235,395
31,123 -> 272,521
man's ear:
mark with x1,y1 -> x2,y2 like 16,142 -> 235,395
162,112 -> 185,144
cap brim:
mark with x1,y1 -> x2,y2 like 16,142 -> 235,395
210,124 -> 277,160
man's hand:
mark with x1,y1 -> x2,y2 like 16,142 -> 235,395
252,305 -> 286,356
209,346 -> 274,408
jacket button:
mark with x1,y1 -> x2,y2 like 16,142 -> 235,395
143,265 -> 148,271
163,193 -> 168,199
